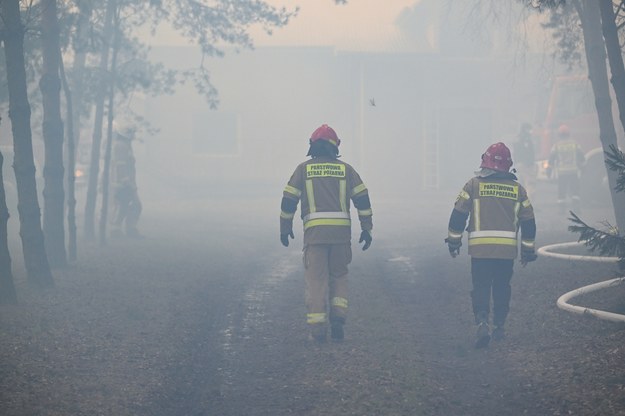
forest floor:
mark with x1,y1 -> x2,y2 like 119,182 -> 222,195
1,181 -> 624,416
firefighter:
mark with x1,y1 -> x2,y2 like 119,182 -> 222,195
280,124 -> 373,343
548,124 -> 585,213
445,142 -> 537,349
111,121 -> 142,238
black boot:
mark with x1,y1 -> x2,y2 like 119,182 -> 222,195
309,324 -> 327,343
474,312 -> 490,349
330,317 -> 345,342
492,326 -> 505,341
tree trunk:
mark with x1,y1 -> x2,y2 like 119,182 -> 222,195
1,0 -> 54,288
70,0 -> 93,152
40,0 -> 67,267
0,150 -> 18,304
84,0 -> 115,241
599,1 -> 625,139
59,50 -> 77,261
578,0 -> 625,232
99,9 -> 121,246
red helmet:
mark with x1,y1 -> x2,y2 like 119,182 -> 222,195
557,124 -> 570,137
480,142 -> 513,172
310,124 -> 340,147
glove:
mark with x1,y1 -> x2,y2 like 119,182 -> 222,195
359,230 -> 372,251
280,230 -> 294,247
521,247 -> 537,266
445,237 -> 461,258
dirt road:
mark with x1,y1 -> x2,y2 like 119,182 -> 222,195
1,187 -> 624,415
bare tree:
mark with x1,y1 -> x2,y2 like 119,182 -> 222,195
575,0 -> 625,232
1,0 -> 54,288
0,121 -> 18,304
40,0 -> 67,267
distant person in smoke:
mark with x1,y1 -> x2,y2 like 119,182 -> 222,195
512,122 -> 537,197
445,142 -> 537,349
548,124 -> 585,214
111,120 -> 143,238
279,124 -> 373,343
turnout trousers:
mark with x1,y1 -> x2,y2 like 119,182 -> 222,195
470,258 -> 514,327
303,243 -> 352,331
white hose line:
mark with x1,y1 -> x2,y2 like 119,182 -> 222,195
539,241 -> 625,323
537,241 -> 619,262
556,277 -> 625,323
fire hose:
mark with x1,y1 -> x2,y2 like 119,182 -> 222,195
537,241 -> 625,323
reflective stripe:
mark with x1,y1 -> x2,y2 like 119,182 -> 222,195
521,239 -> 535,248
474,199 -> 481,231
352,183 -> 367,196
358,208 -> 373,216
522,198 -> 531,208
284,185 -> 301,197
280,211 -> 295,219
458,190 -> 470,200
307,313 -> 326,324
304,218 -> 351,230
306,179 -> 316,214
468,237 -> 518,247
304,211 -> 350,222
340,180 -> 347,212
469,230 -> 517,239
331,297 -> 348,309
513,202 -> 520,230
448,230 -> 462,239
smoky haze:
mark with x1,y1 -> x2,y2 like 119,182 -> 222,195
125,1 -> 565,207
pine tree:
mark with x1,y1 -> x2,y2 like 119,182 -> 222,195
569,145 -> 625,268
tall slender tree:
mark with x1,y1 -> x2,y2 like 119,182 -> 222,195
0,119 -> 18,303
1,0 -> 54,288
576,0 -> 625,232
40,0 -> 67,267
84,0 -> 115,241
599,0 -> 625,152
59,52 -> 77,261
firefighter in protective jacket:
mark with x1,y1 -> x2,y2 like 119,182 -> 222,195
548,124 -> 585,213
111,121 -> 142,238
446,142 -> 537,349
280,124 -> 373,343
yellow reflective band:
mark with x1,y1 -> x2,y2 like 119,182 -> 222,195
468,237 -> 518,247
358,208 -> 373,216
458,190 -> 470,200
521,240 -> 535,247
280,211 -> 295,219
284,185 -> 301,197
479,182 -> 519,200
306,179 -> 316,214
304,218 -> 351,230
306,163 -> 345,178
340,179 -> 347,212
307,313 -> 327,324
474,199 -> 481,231
469,230 -> 517,239
522,199 -> 532,208
352,183 -> 367,196
331,297 -> 348,309
304,212 -> 350,222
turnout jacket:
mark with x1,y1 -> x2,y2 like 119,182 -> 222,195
549,139 -> 585,175
280,156 -> 373,245
448,172 -> 536,259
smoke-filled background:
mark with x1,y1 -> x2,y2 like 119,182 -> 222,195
124,0 -> 584,201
